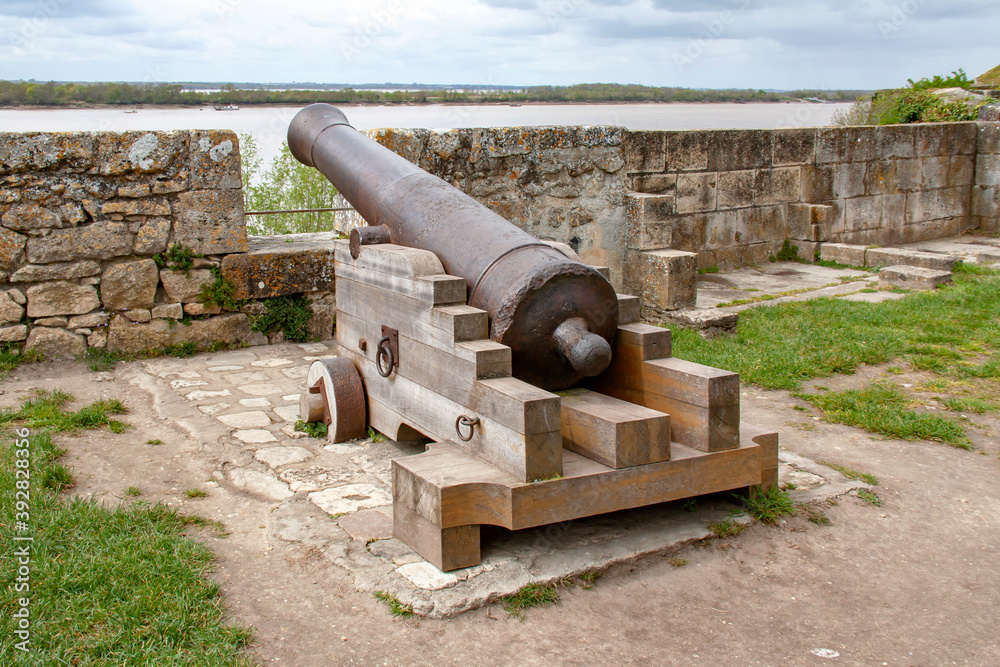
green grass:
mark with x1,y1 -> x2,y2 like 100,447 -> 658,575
800,382 -> 971,449
0,395 -> 252,664
577,570 -> 601,589
147,439 -> 163,446
125,486 -> 143,497
939,395 -> 998,414
739,486 -> 795,526
857,489 -> 883,507
294,420 -> 328,439
0,344 -> 43,379
802,505 -> 832,525
373,591 -> 413,618
818,461 -> 879,486
367,426 -> 386,443
668,557 -> 689,567
185,488 -> 209,499
707,518 -> 749,538
0,390 -> 128,434
501,582 -> 560,618
672,265 -> 1000,391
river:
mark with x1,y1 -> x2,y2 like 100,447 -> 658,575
0,102 -> 851,166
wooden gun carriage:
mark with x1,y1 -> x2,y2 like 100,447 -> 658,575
290,105 -> 778,571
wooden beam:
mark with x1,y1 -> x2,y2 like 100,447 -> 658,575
559,388 -> 670,468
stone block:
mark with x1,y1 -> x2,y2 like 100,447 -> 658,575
787,203 -> 833,241
0,227 -> 26,270
93,130 -> 187,175
876,125 -> 916,160
6,288 -> 25,305
171,189 -> 247,254
0,132 -> 92,174
134,218 -> 171,254
118,184 -> 150,198
624,193 -> 674,250
707,130 -> 772,172
669,212 -> 706,252
623,249 -> 697,312
882,194 -> 906,240
1,203 -> 61,232
735,205 -> 787,243
25,327 -> 86,358
88,329 -> 107,348
106,312 -> 259,353
623,131 -> 665,173
973,186 -> 999,219
977,154 -> 1000,187
820,243 -> 867,267
879,265 -> 952,291
845,196 -> 883,230
25,221 -> 132,263
0,291 -> 24,325
0,325 -> 27,342
221,236 -> 338,300
788,240 -> 820,263
665,131 -> 711,172
123,309 -> 152,323
629,173 -> 676,195
978,122 -> 1000,154
904,187 -> 970,224
26,281 -> 100,318
68,312 -> 109,329
184,302 -> 222,316
864,159 -> 897,195
914,122 -> 977,157
702,210 -> 739,249
189,130 -> 242,189
160,268 -> 213,303
866,247 -> 958,271
801,165 -> 835,201
101,260 -> 159,311
9,260 -> 101,283
151,303 -> 184,320
754,167 -> 801,204
772,128 -> 816,166
35,316 -> 68,327
675,172 -> 717,214
151,176 -> 189,194
817,127 -> 878,163
895,159 -> 922,192
920,156 -> 951,189
101,198 -> 171,217
833,162 -> 867,199
949,155 -> 975,187
716,170 -> 755,209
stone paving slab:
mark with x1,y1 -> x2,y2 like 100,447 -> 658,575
143,340 -> 871,618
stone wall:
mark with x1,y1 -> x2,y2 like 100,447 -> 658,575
975,123 -> 1000,233
363,121 -> 999,313
0,131 -> 336,357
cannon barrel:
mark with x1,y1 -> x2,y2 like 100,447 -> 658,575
288,104 -> 618,390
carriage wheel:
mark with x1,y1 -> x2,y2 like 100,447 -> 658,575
304,358 -> 366,443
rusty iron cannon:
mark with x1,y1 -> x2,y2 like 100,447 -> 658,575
288,103 -> 617,391
291,104 -> 779,572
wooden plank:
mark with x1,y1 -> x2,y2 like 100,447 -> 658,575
340,345 -> 562,482
617,294 -> 641,325
392,502 -> 480,572
615,323 -> 672,360
336,262 -> 466,306
333,239 -> 444,277
336,311 -> 557,436
335,278 -> 470,352
453,340 -> 512,378
559,388 -> 670,468
392,439 -> 763,534
594,383 -> 739,452
599,354 -> 739,408
431,305 -> 489,342
742,424 -> 779,490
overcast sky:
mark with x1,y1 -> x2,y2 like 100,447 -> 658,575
1,0 -> 998,89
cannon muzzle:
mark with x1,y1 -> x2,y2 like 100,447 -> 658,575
288,104 -> 618,390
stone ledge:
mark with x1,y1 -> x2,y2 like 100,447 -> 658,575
221,233 -> 341,300
879,265 -> 952,291
866,247 -> 958,271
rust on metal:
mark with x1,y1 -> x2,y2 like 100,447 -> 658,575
349,224 -> 392,260
306,358 -> 366,443
288,104 -> 619,390
376,325 -> 399,378
455,415 -> 480,442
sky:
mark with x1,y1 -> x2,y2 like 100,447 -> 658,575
0,0 -> 998,90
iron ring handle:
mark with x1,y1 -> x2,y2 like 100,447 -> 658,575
455,415 -> 480,442
376,336 -> 394,378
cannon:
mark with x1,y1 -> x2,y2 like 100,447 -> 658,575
291,104 -> 779,571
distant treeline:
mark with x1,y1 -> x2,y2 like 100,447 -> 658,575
0,80 -> 867,107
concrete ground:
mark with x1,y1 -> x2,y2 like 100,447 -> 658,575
5,232 -> 997,665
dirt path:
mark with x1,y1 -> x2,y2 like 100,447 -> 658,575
5,357 -> 997,666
